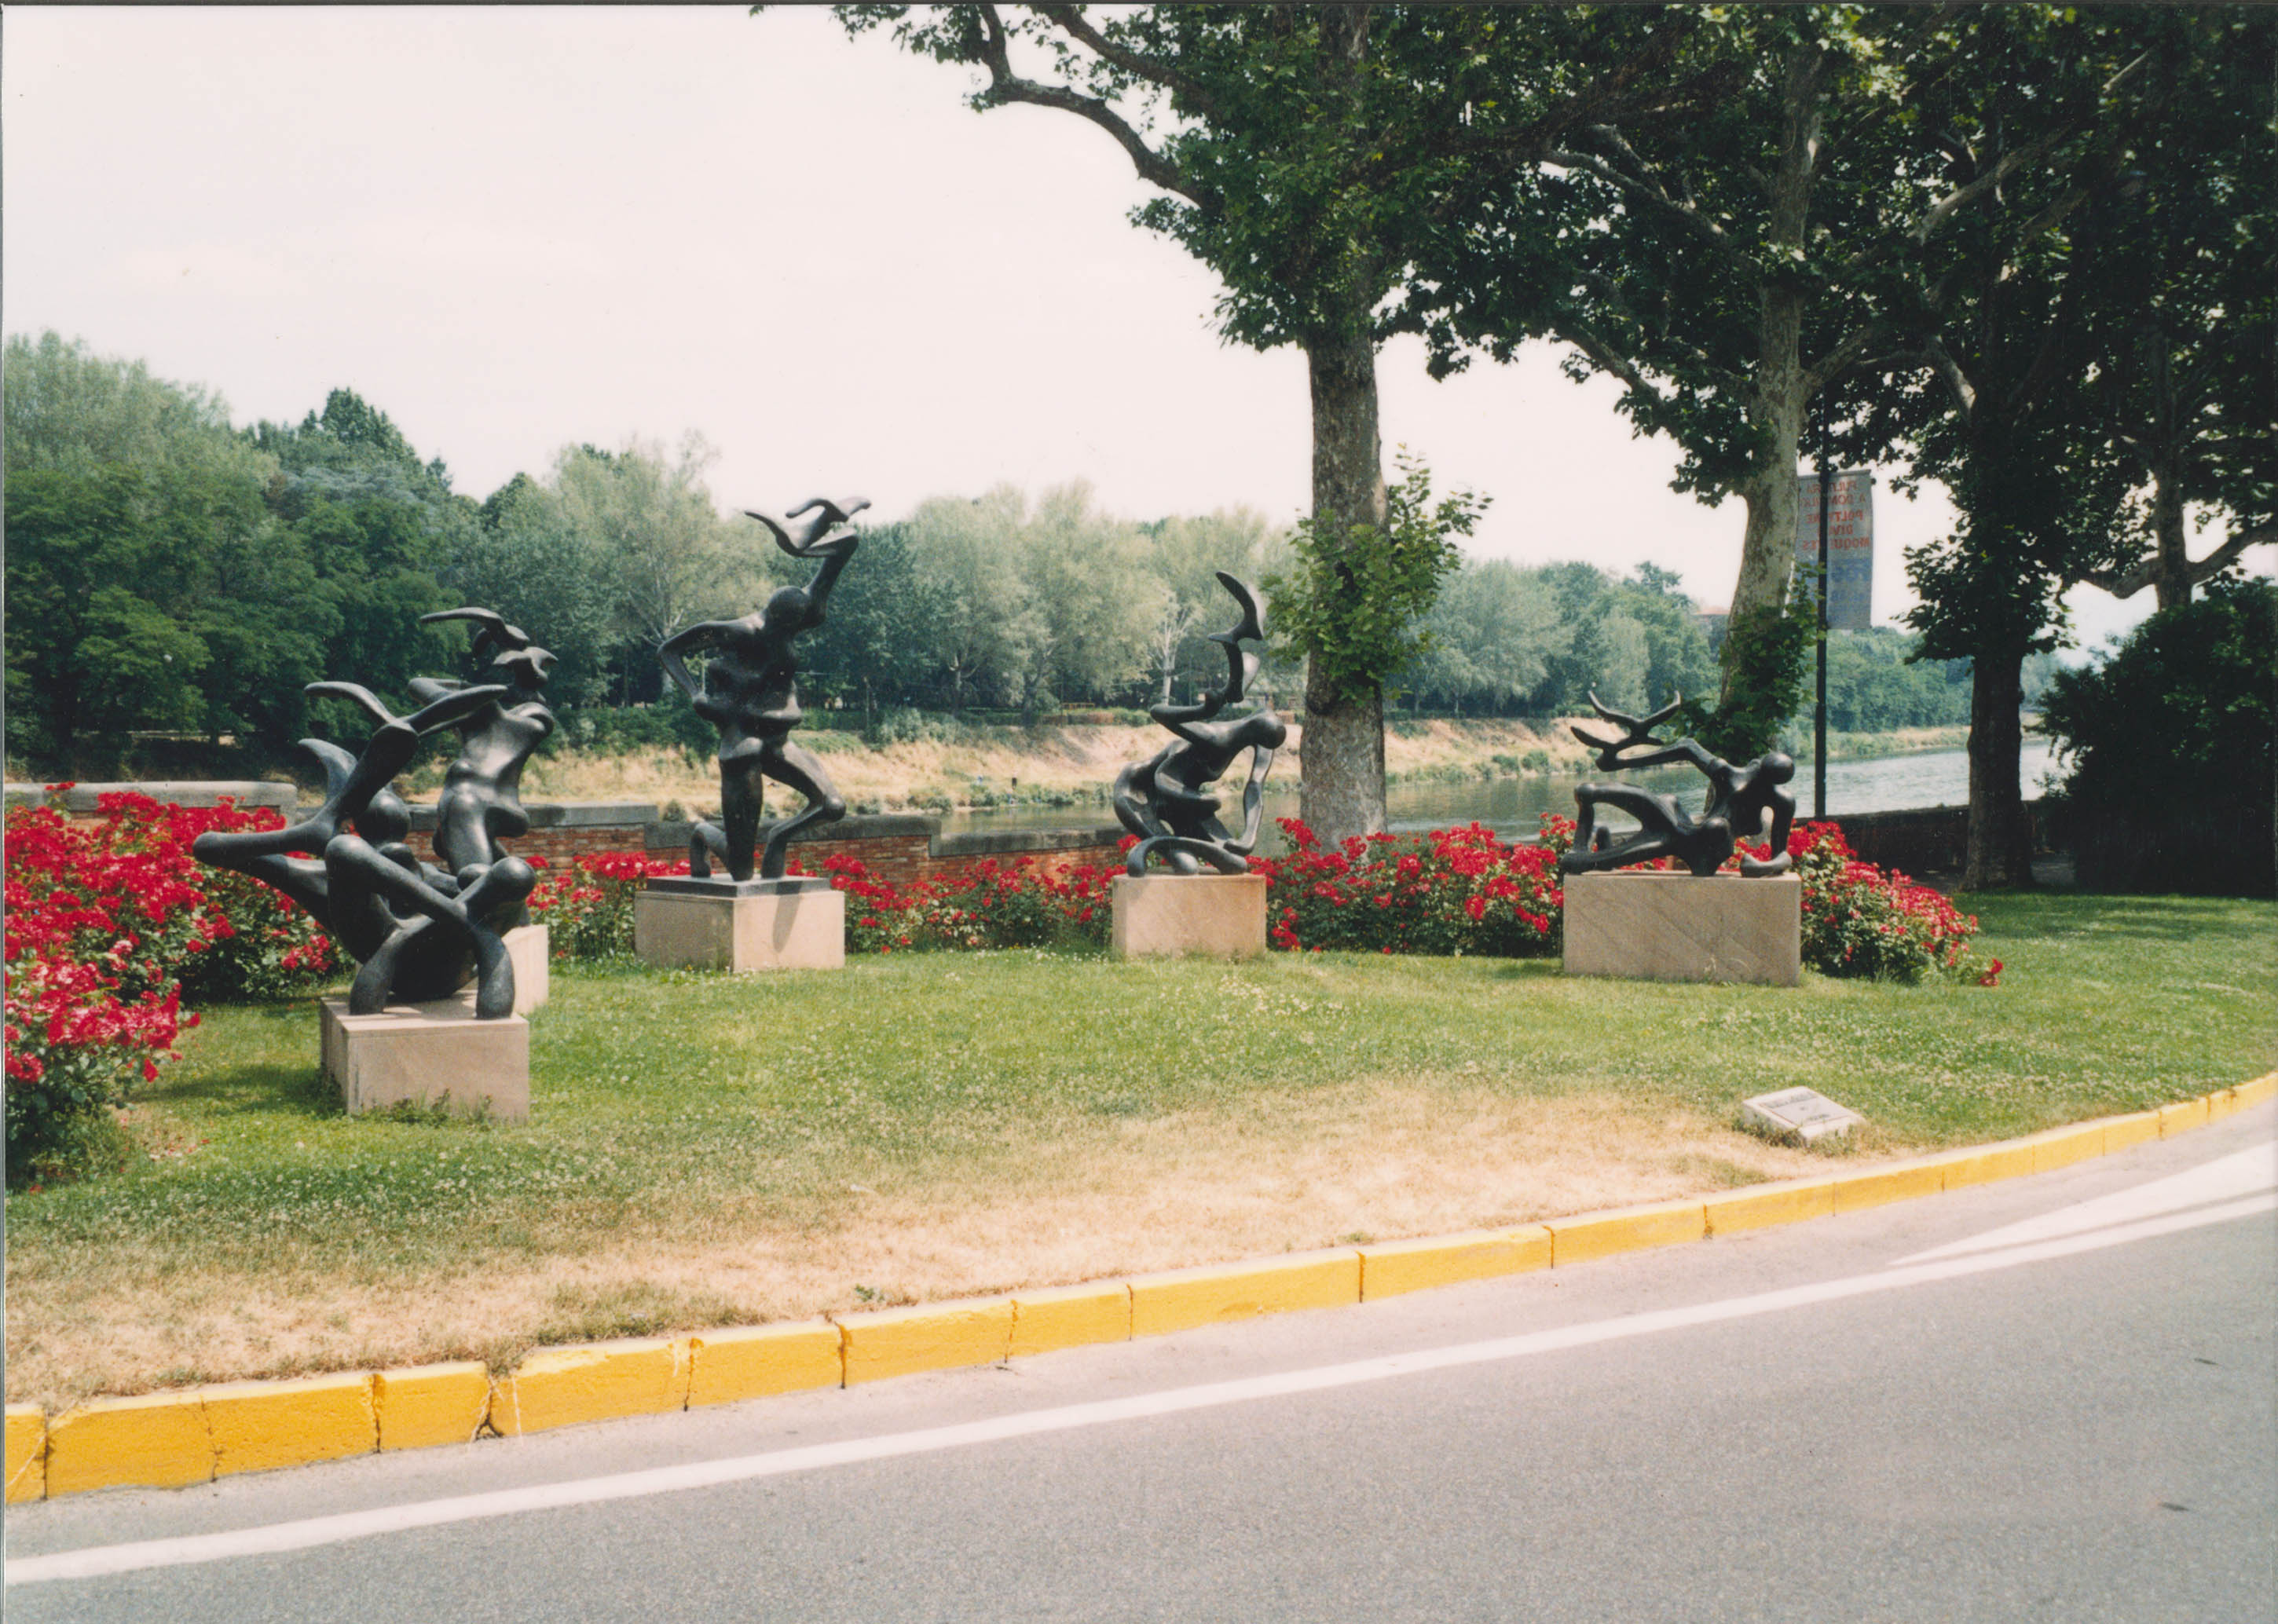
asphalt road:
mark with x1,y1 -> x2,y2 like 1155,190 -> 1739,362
9,1102 -> 2273,1623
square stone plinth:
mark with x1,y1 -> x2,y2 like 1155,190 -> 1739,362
1111,873 -> 1269,960
634,880 -> 845,972
1562,871 -> 1800,986
504,924 -> 548,1013
319,997 -> 529,1121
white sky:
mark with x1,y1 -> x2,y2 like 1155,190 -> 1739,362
7,5 -> 2262,656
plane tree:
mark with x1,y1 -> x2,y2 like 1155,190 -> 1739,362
802,2 -> 1730,839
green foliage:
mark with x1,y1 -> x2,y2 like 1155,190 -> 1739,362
2038,581 -> 2276,894
3,335 -> 463,773
1683,589 -> 1814,761
1266,453 -> 1483,708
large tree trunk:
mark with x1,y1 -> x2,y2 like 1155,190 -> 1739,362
1721,42 -> 1826,705
1961,646 -> 2037,890
1298,327 -> 1391,846
2150,461 -> 2192,611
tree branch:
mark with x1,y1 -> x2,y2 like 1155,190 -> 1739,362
1543,144 -> 1735,255
1028,3 -> 1223,124
2078,521 -> 2273,598
972,3 -> 1196,199
1551,317 -> 1680,409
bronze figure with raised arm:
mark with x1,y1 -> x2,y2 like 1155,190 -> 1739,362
1113,572 -> 1287,876
1560,693 -> 1796,878
657,496 -> 864,883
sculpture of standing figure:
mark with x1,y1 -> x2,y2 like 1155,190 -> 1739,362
1560,694 -> 1796,878
412,608 -> 558,893
658,496 -> 862,882
1114,572 -> 1286,876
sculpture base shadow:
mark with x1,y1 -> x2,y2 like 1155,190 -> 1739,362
1560,872 -> 1800,986
634,883 -> 845,972
1110,873 -> 1268,961
319,997 -> 530,1121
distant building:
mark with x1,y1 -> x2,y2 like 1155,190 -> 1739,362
1696,605 -> 1730,653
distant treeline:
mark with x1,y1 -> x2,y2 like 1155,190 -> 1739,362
5,333 -> 2023,774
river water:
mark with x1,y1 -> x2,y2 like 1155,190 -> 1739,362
942,739 -> 2060,848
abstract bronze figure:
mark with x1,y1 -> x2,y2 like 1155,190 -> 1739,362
190,678 -> 538,1018
658,496 -> 862,883
412,608 -> 558,891
1561,695 -> 1796,878
1114,572 -> 1285,876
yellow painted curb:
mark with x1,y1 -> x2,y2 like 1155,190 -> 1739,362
689,1322 -> 844,1407
1936,1138 -> 2039,1191
16,1076 -> 2267,1500
1358,1227 -> 1551,1299
2025,1120 -> 2111,1173
2101,1110 -> 2163,1154
5,1404 -> 46,1505
1834,1157 -> 1946,1214
1129,1249 -> 1361,1338
46,1390 -> 213,1495
838,1299 -> 1015,1384
1703,1178 -> 1837,1236
489,1337 -> 691,1436
204,1373 -> 376,1478
2157,1096 -> 2210,1136
1545,1199 -> 1705,1267
1010,1282 -> 1133,1358
375,1362 -> 493,1451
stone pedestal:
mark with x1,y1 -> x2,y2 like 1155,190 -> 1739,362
503,924 -> 548,1013
633,876 -> 845,972
319,997 -> 529,1121
1562,872 -> 1800,986
1111,873 -> 1269,960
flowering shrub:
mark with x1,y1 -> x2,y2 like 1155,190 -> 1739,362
496,818 -> 1991,989
1249,817 -> 1567,957
1787,821 -> 1987,982
828,854 -> 1112,953
4,789 -> 350,1182
527,851 -> 689,960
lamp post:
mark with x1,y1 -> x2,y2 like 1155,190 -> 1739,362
1815,397 -> 1832,821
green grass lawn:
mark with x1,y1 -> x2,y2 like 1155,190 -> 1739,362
6,891 -> 2271,1406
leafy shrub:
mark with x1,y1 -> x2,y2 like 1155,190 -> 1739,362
1251,817 -> 1566,957
520,817 -> 1984,986
4,795 -> 203,1181
4,788 -> 360,1182
2038,580 -> 2275,895
1789,821 -> 1989,982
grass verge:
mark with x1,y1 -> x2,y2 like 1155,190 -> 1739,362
6,891 -> 2269,1406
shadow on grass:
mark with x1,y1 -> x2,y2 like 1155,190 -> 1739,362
1976,893 -> 2258,945
152,1062 -> 342,1121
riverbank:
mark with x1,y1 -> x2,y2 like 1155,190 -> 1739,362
507,717 -> 1982,817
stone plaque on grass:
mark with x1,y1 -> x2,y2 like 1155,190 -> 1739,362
1740,1086 -> 1865,1146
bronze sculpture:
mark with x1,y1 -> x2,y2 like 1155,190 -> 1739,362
190,673 -> 540,1019
657,497 -> 862,883
1113,572 -> 1285,876
1560,695 -> 1796,877
412,608 -> 557,904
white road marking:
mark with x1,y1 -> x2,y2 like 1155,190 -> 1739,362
1894,1143 -> 2278,1265
11,1177 -> 2273,1589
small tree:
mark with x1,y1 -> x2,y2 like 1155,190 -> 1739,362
1265,451 -> 1485,748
